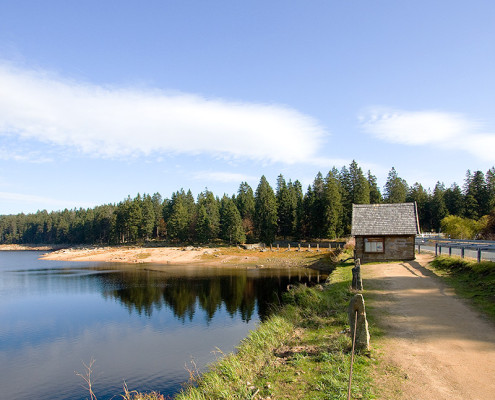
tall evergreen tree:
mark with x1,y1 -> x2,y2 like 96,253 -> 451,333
236,182 -> 255,240
151,192 -> 164,238
367,170 -> 382,204
384,167 -> 408,203
196,189 -> 220,241
338,166 -> 352,234
430,182 -> 448,232
276,174 -> 296,240
140,194 -> 156,240
165,190 -> 194,242
486,167 -> 495,211
444,183 -> 464,217
287,179 -> 303,237
219,195 -> 245,244
464,170 -> 491,218
254,176 -> 278,244
339,161 -> 370,234
323,170 -> 343,238
407,183 -> 430,231
349,160 -> 370,204
301,185 -> 313,239
195,205 -> 211,243
309,172 -> 327,239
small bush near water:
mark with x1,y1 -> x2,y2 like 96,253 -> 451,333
126,264 -> 376,400
431,256 -> 495,320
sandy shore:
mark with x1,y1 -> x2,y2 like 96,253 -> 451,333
0,243 -> 337,269
41,245 -> 219,264
37,245 -> 335,269
42,246 -> 330,267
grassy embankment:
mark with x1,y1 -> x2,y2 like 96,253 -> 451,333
429,256 -> 495,321
125,252 -> 378,400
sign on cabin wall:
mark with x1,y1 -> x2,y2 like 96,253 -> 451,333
364,237 -> 384,253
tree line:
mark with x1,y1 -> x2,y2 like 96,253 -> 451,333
1,162 -> 494,244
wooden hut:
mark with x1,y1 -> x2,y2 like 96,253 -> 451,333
351,203 -> 420,263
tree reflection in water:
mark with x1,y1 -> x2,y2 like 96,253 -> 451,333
99,266 -> 327,322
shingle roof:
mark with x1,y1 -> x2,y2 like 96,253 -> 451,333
351,203 -> 420,236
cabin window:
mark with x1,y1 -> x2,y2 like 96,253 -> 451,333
364,238 -> 384,253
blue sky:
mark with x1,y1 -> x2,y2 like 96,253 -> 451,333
1,1 -> 494,214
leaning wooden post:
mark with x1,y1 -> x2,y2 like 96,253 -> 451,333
352,258 -> 363,291
348,294 -> 370,351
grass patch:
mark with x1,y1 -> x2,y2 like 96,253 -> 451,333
136,252 -> 152,260
429,256 -> 495,321
200,246 -> 339,270
126,260 -> 376,399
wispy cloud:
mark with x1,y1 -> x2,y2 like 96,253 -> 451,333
360,107 -> 495,162
0,63 -> 327,164
193,171 -> 259,183
0,191 -> 92,211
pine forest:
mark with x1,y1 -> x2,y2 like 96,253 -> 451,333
1,162 -> 494,245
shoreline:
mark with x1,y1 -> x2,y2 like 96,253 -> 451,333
0,244 -> 338,270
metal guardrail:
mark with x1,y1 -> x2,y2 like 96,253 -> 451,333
415,237 -> 495,262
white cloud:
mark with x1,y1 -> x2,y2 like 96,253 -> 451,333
0,63 -> 327,164
193,171 -> 259,183
0,191 -> 92,210
360,107 -> 495,162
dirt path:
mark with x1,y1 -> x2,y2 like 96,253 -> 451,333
363,254 -> 495,400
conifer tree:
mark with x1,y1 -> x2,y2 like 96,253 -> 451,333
486,167 -> 495,211
151,192 -> 164,238
309,172 -> 326,239
254,176 -> 278,244
367,171 -> 382,204
236,182 -> 255,240
407,183 -> 431,231
339,161 -> 370,234
291,180 -> 305,239
444,183 -> 464,217
195,205 -> 211,243
196,189 -> 220,241
430,182 -> 448,231
276,174 -> 296,240
166,190 -> 194,242
220,195 -> 245,244
464,170 -> 491,218
384,167 -> 408,203
323,170 -> 343,238
140,194 -> 155,240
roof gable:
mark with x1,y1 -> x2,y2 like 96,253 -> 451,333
351,203 -> 419,236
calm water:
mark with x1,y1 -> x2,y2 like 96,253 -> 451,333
0,251 -> 326,400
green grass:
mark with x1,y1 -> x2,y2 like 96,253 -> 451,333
430,256 -> 495,321
126,262 -> 377,400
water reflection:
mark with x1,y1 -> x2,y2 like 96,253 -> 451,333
0,252 -> 328,400
97,266 -> 326,322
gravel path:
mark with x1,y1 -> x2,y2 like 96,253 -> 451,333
363,254 -> 495,400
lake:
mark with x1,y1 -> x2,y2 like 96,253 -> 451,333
0,251 -> 327,400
